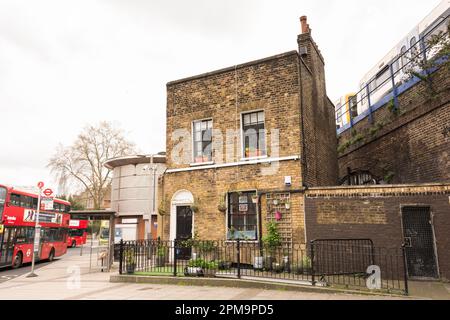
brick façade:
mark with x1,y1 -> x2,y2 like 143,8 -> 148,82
304,184 -> 450,281
338,64 -> 450,184
159,20 -> 338,245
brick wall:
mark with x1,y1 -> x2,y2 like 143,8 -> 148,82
304,184 -> 450,281
160,163 -> 306,244
160,23 -> 337,245
338,64 -> 450,184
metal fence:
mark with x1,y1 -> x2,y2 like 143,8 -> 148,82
118,239 -> 408,295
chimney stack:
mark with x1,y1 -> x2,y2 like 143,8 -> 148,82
300,16 -> 310,34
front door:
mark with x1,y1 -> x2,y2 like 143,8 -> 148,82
176,206 -> 193,260
402,206 -> 439,279
0,227 -> 15,267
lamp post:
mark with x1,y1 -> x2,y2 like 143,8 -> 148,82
27,182 -> 43,278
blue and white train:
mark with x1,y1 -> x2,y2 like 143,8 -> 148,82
338,0 -> 450,126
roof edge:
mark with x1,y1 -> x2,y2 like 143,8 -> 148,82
167,50 -> 299,87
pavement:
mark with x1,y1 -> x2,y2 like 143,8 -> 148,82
0,246 -> 447,300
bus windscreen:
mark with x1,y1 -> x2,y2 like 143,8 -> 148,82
0,187 -> 6,218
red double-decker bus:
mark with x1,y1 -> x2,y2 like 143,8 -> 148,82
67,219 -> 88,248
0,184 -> 71,269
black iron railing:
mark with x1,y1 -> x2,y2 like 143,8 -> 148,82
118,238 -> 408,295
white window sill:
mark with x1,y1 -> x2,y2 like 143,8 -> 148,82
240,155 -> 268,162
190,161 -> 215,167
225,240 -> 259,244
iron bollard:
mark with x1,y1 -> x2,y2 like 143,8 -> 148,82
119,239 -> 123,275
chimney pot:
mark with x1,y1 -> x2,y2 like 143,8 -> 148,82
300,16 -> 309,34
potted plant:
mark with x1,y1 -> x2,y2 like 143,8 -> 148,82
124,249 -> 136,274
262,222 -> 282,271
218,260 -> 232,270
195,155 -> 210,163
156,246 -> 166,267
158,200 -> 166,216
218,194 -> 227,213
190,198 -> 200,213
284,200 -> 291,210
291,256 -> 312,275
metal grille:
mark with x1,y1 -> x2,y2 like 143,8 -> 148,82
402,206 -> 438,279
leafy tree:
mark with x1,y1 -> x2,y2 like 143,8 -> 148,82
48,121 -> 135,210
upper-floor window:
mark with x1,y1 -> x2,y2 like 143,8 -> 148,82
193,119 -> 213,163
242,111 -> 266,158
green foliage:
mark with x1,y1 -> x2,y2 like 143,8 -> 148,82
262,222 -> 282,251
291,256 -> 312,274
188,259 -> 218,270
195,240 -> 218,255
157,245 -> 166,257
158,199 -> 167,216
124,249 -> 135,265
387,98 -> 400,116
218,193 -> 227,212
369,120 -> 386,137
337,131 -> 365,154
383,171 -> 395,184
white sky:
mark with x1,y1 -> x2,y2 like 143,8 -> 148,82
0,0 -> 442,192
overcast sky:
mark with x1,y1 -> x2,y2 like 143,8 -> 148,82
0,0 -> 443,192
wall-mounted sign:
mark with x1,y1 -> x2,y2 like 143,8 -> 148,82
41,197 -> 54,210
239,196 -> 247,204
69,220 -> 81,227
239,204 -> 248,212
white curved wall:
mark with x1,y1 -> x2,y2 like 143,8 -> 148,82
111,163 -> 166,218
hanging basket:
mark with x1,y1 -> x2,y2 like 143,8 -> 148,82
275,211 -> 282,221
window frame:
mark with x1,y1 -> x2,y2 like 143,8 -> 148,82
191,118 -> 214,164
0,187 -> 6,218
240,110 -> 267,160
226,191 -> 258,241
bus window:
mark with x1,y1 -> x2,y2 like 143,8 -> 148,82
32,197 -> 38,210
10,194 -> 21,207
0,187 -> 6,218
21,196 -> 33,209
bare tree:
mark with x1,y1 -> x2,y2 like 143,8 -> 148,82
49,121 -> 136,210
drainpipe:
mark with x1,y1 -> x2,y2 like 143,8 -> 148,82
297,53 -> 308,188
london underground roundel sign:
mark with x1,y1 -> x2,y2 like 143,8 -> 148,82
43,188 -> 53,197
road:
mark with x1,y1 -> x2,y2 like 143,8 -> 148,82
0,246 -> 82,283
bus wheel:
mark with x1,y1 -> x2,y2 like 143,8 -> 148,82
48,249 -> 55,262
12,252 -> 23,269
71,240 -> 77,248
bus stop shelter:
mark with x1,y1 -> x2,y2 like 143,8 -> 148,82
69,210 -> 116,272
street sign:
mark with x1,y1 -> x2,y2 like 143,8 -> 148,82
33,227 -> 41,252
43,188 -> 53,197
37,182 -> 44,189
41,197 -> 54,210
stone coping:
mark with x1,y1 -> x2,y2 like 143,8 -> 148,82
110,274 -> 410,299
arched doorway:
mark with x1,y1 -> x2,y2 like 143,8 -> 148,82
169,190 -> 194,243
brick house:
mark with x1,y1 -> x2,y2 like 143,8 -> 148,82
158,17 -> 337,245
